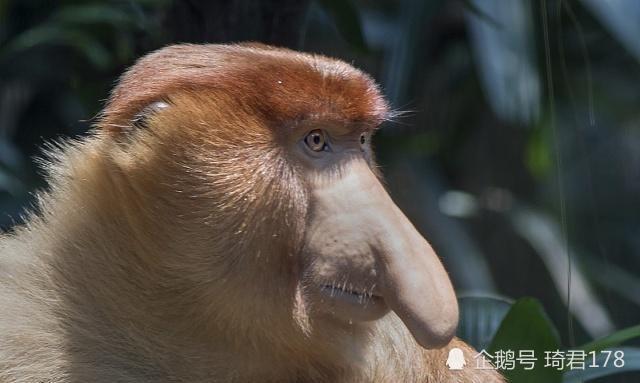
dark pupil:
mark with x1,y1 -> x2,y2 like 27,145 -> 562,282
360,135 -> 365,144
313,135 -> 321,145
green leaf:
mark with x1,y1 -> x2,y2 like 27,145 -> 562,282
563,347 -> 640,382
488,298 -> 563,383
580,324 -> 640,353
0,169 -> 26,196
457,294 -> 512,351
51,4 -> 135,28
0,140 -> 28,196
460,0 -> 502,29
580,0 -> 640,63
0,0 -> 8,20
465,0 -> 540,124
3,25 -> 112,69
525,121 -> 552,178
317,0 -> 369,53
129,0 -> 172,6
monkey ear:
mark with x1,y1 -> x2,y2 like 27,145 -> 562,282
130,101 -> 170,130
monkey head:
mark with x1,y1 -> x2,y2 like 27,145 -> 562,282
99,43 -> 458,352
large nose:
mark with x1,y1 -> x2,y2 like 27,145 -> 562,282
372,200 -> 459,349
311,159 -> 459,349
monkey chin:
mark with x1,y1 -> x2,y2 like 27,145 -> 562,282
312,284 -> 390,323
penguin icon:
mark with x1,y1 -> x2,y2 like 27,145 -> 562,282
446,348 -> 466,370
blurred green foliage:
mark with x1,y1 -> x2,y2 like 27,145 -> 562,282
489,298 -> 563,383
0,0 -> 169,223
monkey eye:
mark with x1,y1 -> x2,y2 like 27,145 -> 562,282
304,129 -> 328,152
360,133 -> 366,145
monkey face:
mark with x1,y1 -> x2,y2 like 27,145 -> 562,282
102,44 -> 459,351
292,121 -> 459,349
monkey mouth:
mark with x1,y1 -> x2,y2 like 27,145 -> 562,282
320,284 -> 380,303
317,284 -> 388,321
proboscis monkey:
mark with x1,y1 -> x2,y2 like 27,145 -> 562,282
0,44 -> 503,382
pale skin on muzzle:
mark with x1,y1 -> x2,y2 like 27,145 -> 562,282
300,130 -> 459,349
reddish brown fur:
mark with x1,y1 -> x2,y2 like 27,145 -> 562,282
0,43 -> 503,382
103,43 -> 389,131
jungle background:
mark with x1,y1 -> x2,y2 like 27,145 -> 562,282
0,0 -> 639,381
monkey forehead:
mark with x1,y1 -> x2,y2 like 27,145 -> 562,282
101,43 -> 389,130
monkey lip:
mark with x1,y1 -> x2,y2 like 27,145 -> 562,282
316,284 -> 388,321
320,284 -> 381,302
